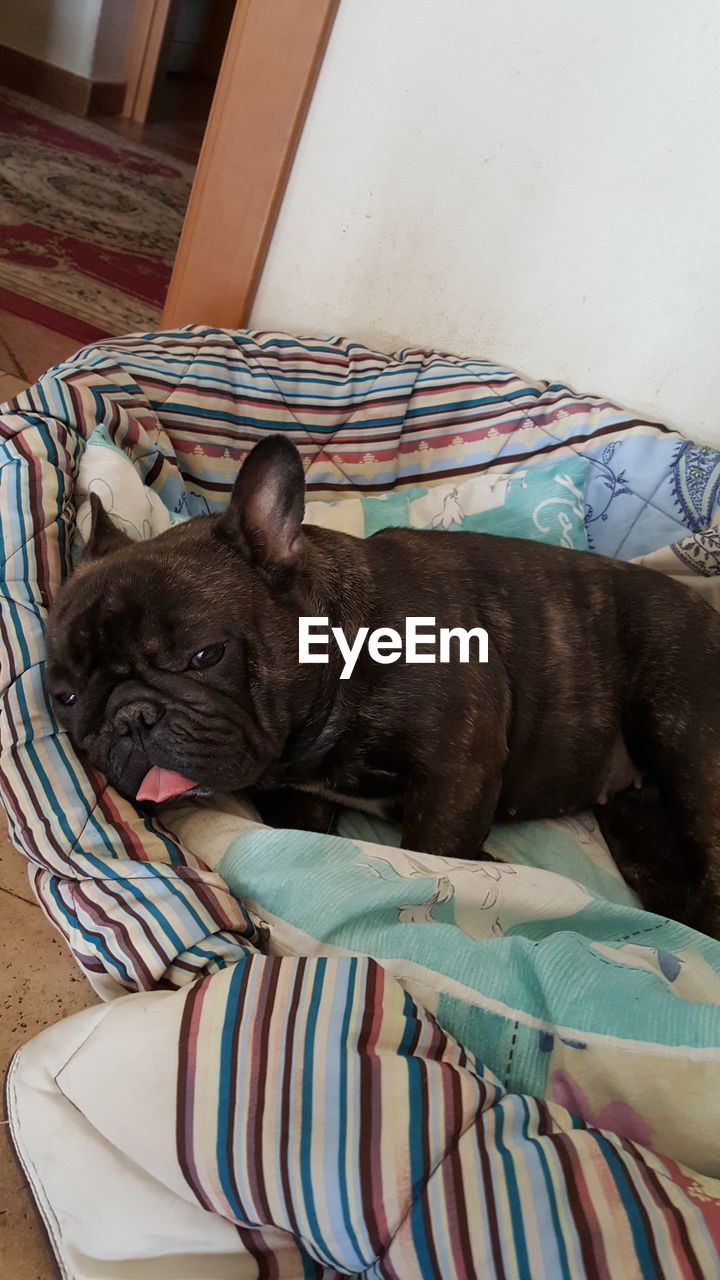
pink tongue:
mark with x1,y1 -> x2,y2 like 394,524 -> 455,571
136,766 -> 198,803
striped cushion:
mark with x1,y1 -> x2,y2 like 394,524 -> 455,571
9,952 -> 720,1278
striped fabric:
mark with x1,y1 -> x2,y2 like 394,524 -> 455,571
173,955 -> 719,1278
10,951 -> 718,1279
3,328 -> 720,1276
0,385 -> 260,997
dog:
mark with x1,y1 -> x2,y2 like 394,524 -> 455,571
45,435 -> 720,937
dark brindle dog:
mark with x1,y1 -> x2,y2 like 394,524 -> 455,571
46,437 -> 720,937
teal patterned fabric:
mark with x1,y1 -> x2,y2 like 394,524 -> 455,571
340,456 -> 591,547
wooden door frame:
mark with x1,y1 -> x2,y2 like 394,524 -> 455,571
162,0 -> 340,330
123,0 -> 174,124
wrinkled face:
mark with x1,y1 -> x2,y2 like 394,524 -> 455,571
44,436 -> 315,804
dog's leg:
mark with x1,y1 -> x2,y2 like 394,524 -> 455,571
401,764 -> 503,861
401,702 -> 509,860
250,786 -> 339,835
594,784 -> 692,920
656,771 -> 720,940
598,778 -> 720,939
625,675 -> 720,939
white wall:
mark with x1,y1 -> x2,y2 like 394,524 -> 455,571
0,0 -> 134,81
92,0 -> 138,82
251,0 -> 720,444
0,0 -> 102,78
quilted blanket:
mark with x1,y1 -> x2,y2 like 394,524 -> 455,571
72,414 -> 719,1178
2,328 -> 720,1277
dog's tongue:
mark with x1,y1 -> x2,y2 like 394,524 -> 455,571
136,767 -> 198,803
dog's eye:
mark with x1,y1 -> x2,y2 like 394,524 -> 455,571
56,691 -> 77,707
190,644 -> 226,670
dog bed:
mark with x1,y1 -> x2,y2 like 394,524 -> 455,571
2,327 -> 720,1278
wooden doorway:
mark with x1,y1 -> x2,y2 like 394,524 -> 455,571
123,0 -> 235,162
124,0 -> 173,124
162,0 -> 339,330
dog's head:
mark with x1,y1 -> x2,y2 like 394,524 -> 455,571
45,437 -> 326,803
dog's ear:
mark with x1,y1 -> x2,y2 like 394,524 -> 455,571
82,493 -> 133,562
216,436 -> 305,579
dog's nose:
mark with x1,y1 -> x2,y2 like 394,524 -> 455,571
114,700 -> 163,735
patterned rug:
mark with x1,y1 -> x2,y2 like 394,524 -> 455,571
0,89 -> 193,342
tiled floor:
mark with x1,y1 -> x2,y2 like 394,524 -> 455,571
0,310 -> 80,397
0,822 -> 98,1278
0,369 -> 27,403
0,346 -> 96,1274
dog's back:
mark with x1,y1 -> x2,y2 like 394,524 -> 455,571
353,527 -> 720,931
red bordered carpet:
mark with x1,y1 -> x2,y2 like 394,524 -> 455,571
0,89 -> 193,343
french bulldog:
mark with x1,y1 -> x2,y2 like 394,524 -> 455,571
45,436 -> 720,937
